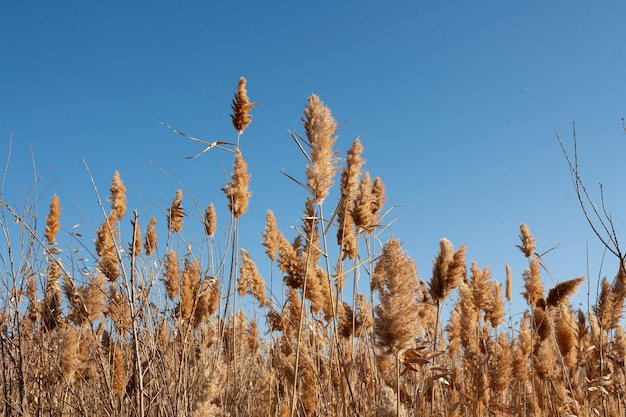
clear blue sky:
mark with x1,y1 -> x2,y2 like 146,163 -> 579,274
2,2 -> 626,315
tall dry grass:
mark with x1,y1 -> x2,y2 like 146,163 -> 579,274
1,78 -> 625,417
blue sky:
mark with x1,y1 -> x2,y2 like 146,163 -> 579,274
2,2 -> 626,315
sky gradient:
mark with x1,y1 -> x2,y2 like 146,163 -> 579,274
2,2 -> 626,315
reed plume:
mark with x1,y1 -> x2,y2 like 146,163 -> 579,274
546,277 -> 585,307
555,306 -> 578,369
517,223 -> 536,258
42,269 -> 63,331
488,333 -> 512,397
231,76 -> 256,134
485,281 -> 506,328
371,176 -> 386,222
373,237 -> 420,354
353,172 -> 374,232
164,250 -> 180,301
239,248 -> 268,306
66,273 -> 107,325
429,238 -> 467,305
144,216 -> 158,256
111,343 -> 127,398
108,170 -> 127,220
522,257 -> 544,309
181,258 -> 200,321
108,283 -> 131,335
262,210 -> 279,261
44,194 -> 61,246
337,138 -> 364,258
303,94 -> 339,205
95,213 -> 120,281
505,262 -> 512,302
168,189 -> 185,232
222,149 -> 251,218
354,174 -> 387,235
204,203 -> 217,237
130,217 -> 142,256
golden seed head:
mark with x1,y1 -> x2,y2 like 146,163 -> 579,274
261,210 -> 279,261
44,194 -> 61,246
517,223 -> 536,258
168,190 -> 185,232
204,203 -> 217,237
144,216 -> 158,256
231,77 -> 256,134
303,94 -> 339,204
108,171 -> 127,220
222,150 -> 252,218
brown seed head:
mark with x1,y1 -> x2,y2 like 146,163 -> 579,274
522,257 -> 545,309
44,194 -> 61,246
130,218 -> 142,256
261,210 -> 279,262
95,213 -> 120,281
164,250 -> 180,301
373,237 -> 420,354
168,190 -> 185,232
371,176 -> 386,220
303,94 -> 339,204
517,223 -> 536,258
505,262 -> 512,301
181,258 -> 200,321
204,203 -> 217,237
144,216 -> 158,256
546,276 -> 585,307
239,249 -> 268,306
340,138 -> 365,203
222,150 -> 252,218
429,239 -> 466,305
108,171 -> 127,220
230,77 -> 256,134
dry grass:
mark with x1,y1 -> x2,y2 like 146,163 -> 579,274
1,79 -> 626,417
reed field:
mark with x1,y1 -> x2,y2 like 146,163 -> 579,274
1,78 -> 625,417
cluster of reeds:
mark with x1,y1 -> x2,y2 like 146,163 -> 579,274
1,79 -> 625,417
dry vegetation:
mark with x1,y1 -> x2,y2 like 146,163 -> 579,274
1,78 -> 625,417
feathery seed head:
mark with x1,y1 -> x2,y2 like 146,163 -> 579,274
168,190 -> 185,232
340,138 -> 365,203
373,237 -> 420,354
517,223 -> 536,258
261,210 -> 279,261
505,262 -> 512,301
45,194 -> 61,246
546,277 -> 585,307
204,203 -> 217,237
164,250 -> 180,301
303,94 -> 339,204
108,171 -> 127,220
239,249 -> 268,306
231,77 -> 256,134
522,257 -> 545,309
144,216 -> 158,256
429,239 -> 466,305
222,149 -> 252,218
